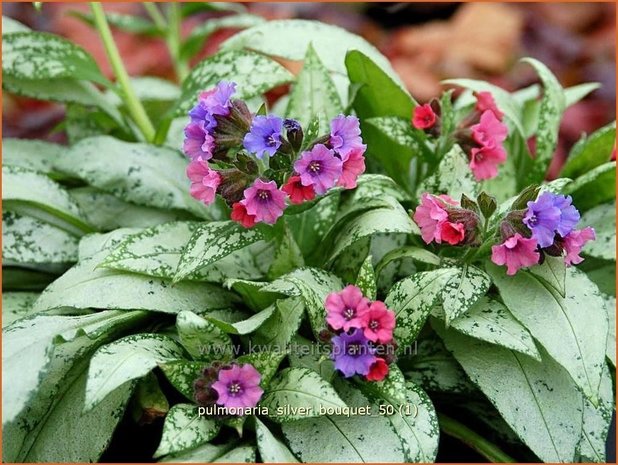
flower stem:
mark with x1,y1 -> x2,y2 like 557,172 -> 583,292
90,2 -> 155,142
143,2 -> 166,30
438,413 -> 516,463
166,2 -> 190,82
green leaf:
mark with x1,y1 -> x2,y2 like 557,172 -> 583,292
222,19 -> 405,102
564,82 -> 601,107
33,252 -> 236,314
267,224 -> 305,279
261,367 -> 346,422
177,311 -> 232,361
174,221 -> 265,282
561,121 -> 616,179
520,58 -> 566,184
3,166 -> 93,235
2,31 -> 106,84
528,255 -> 567,297
160,361 -> 205,401
54,136 -> 211,218
417,144 -> 479,200
385,268 -> 457,349
2,292 -> 39,327
375,246 -> 440,277
3,211 -> 78,267
2,16 -> 30,34
282,380 -> 406,462
255,417 -> 299,463
565,161 -> 616,211
578,365 -> 613,462
102,221 -> 271,282
355,254 -> 377,300
130,372 -> 169,423
206,305 -> 275,335
436,324 -> 583,463
287,335 -> 335,382
580,201 -> 616,261
224,279 -> 282,312
154,404 -> 220,458
182,14 -> 265,60
445,297 -> 541,360
176,50 -> 293,115
487,263 -> 608,403
285,43 -> 343,133
440,264 -> 491,324
85,333 -> 185,411
70,10 -> 161,36
70,187 -> 191,231
253,297 -> 305,351
2,138 -> 64,176
262,268 -> 343,339
605,295 -> 616,368
77,228 -> 141,261
158,442 -> 254,463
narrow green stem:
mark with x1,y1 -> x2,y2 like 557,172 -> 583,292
143,2 -> 166,30
438,413 -> 516,463
166,2 -> 190,82
90,2 -> 155,142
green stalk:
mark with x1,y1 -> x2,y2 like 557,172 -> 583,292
143,2 -> 166,30
438,413 -> 516,463
90,2 -> 155,142
166,2 -> 190,82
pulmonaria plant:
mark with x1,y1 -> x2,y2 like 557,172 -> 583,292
323,285 -> 397,382
413,91 -> 508,181
183,81 -> 367,226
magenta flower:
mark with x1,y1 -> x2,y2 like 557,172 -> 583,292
331,329 -> 376,378
337,147 -> 366,189
563,226 -> 595,266
491,233 -> 540,275
330,115 -> 366,159
189,81 -> 236,130
294,144 -> 343,195
469,144 -> 507,181
474,91 -> 504,119
186,159 -> 220,205
183,121 -> 215,160
212,363 -> 263,409
243,115 -> 283,159
471,110 -> 508,147
413,193 -> 449,244
523,192 -> 579,248
242,179 -> 287,224
359,300 -> 396,344
325,285 -> 370,332
412,103 -> 437,129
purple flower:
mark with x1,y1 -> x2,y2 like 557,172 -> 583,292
242,179 -> 287,224
243,115 -> 283,159
330,114 -> 366,159
294,144 -> 343,194
189,81 -> 236,130
523,192 -> 581,247
211,363 -> 263,409
183,120 -> 215,160
331,329 -> 376,378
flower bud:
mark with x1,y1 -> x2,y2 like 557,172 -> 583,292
283,118 -> 304,152
217,169 -> 253,206
212,99 -> 253,156
446,207 -> 480,246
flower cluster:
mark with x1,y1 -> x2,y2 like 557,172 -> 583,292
323,285 -> 397,382
412,91 -> 508,181
194,362 -> 263,413
413,193 -> 480,246
491,192 -> 595,275
183,82 -> 366,227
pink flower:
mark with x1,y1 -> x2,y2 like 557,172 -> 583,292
282,175 -> 316,204
412,103 -> 437,129
474,91 -> 504,120
491,233 -> 540,275
183,121 -> 215,160
186,159 -> 220,205
294,144 -> 343,195
366,358 -> 389,382
469,144 -> 507,181
337,147 -> 366,189
439,221 -> 465,245
231,202 -> 256,228
325,285 -> 370,332
413,193 -> 449,244
359,300 -> 396,344
242,179 -> 287,225
212,363 -> 263,409
471,110 -> 508,147
563,227 -> 596,266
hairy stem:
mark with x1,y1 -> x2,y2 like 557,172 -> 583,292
90,2 -> 155,142
438,413 -> 516,463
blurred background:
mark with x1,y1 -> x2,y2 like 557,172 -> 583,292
3,2 -> 616,175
